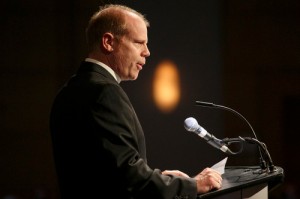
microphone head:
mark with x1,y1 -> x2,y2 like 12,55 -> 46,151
184,117 -> 199,132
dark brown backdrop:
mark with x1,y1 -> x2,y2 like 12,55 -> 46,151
1,0 -> 299,198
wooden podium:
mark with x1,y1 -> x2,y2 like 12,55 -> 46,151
197,166 -> 284,199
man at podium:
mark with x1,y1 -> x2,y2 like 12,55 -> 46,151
49,4 -> 222,199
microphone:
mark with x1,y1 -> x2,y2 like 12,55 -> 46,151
184,117 -> 233,155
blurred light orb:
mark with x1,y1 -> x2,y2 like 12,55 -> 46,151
153,60 -> 181,113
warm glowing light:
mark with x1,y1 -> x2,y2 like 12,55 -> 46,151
153,60 -> 181,113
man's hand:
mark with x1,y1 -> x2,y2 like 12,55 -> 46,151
193,167 -> 222,193
162,170 -> 190,178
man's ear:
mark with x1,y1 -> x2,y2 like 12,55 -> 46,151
102,33 -> 114,52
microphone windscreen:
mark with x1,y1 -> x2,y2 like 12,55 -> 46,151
184,117 -> 198,131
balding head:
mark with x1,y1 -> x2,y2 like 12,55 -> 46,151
86,4 -> 149,52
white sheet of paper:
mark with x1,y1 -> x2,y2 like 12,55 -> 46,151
211,157 -> 228,174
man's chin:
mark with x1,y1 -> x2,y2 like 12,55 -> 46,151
123,75 -> 138,81
130,72 -> 139,80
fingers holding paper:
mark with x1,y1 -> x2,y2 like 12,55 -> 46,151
193,167 -> 223,193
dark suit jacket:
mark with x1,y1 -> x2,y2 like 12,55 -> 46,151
50,61 -> 197,199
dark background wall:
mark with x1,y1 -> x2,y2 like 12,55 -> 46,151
1,0 -> 299,198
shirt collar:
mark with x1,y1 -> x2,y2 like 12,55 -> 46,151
85,58 -> 121,83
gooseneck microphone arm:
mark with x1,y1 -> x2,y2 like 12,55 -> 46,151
195,101 -> 257,139
195,101 -> 275,172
